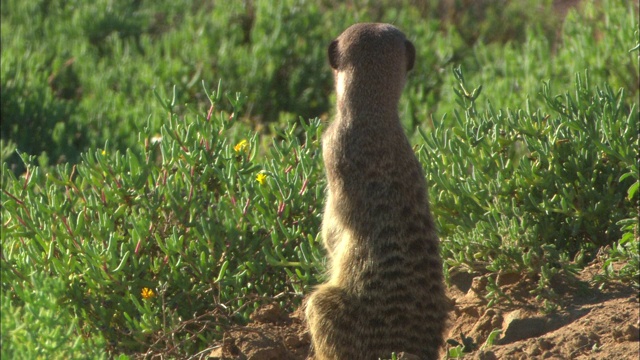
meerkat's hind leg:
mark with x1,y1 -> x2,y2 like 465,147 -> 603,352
305,284 -> 362,360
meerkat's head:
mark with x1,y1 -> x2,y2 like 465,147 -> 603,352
329,23 -> 415,109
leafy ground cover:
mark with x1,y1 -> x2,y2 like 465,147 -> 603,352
1,0 -> 638,358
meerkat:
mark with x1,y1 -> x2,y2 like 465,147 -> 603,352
304,23 -> 448,360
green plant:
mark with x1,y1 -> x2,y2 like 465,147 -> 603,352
1,273 -> 108,359
7,0 -> 624,174
446,332 -> 477,358
482,328 -> 503,349
422,67 -> 637,294
1,83 -> 326,357
446,329 -> 501,358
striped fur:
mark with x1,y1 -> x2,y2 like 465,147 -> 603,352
305,23 -> 448,360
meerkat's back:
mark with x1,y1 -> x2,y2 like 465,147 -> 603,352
305,23 -> 448,360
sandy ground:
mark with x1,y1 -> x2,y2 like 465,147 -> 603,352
204,261 -> 638,360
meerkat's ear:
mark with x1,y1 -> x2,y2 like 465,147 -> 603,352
328,39 -> 340,70
405,40 -> 415,71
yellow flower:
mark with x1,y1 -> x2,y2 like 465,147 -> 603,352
234,139 -> 249,153
141,287 -> 155,299
256,172 -> 267,185
101,150 -> 106,156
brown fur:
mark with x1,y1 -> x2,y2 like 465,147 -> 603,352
305,23 -> 448,360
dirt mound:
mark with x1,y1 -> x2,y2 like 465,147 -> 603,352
446,262 -> 638,359
205,262 -> 638,360
207,304 -> 310,360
